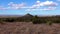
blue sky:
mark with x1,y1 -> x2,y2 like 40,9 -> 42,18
0,0 -> 60,15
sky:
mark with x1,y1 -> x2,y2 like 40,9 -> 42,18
0,0 -> 60,15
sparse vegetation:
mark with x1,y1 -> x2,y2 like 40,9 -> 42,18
32,15 -> 41,24
0,19 -> 4,24
0,14 -> 60,34
0,14 -> 60,24
46,21 -> 52,25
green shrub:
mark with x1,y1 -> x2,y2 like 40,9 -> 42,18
46,21 -> 52,25
32,19 -> 39,24
0,19 -> 5,24
32,15 -> 40,24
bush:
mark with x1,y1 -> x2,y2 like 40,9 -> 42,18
55,20 -> 60,23
32,15 -> 41,24
5,18 -> 15,22
0,19 -> 5,24
32,19 -> 40,24
46,21 -> 52,25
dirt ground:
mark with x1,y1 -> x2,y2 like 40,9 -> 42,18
0,22 -> 60,34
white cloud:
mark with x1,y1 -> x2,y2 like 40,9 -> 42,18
41,1 -> 58,6
25,1 -> 58,11
26,7 -> 56,11
0,2 -> 26,10
36,1 -> 41,4
40,7 -> 56,11
36,1 -> 58,6
8,2 -> 26,9
0,1 -> 58,11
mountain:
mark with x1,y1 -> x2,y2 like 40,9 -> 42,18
22,13 -> 33,18
0,14 -> 60,18
0,14 -> 33,17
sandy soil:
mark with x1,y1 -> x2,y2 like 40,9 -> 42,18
0,22 -> 60,34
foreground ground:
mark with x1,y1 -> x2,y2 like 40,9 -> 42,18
0,22 -> 60,34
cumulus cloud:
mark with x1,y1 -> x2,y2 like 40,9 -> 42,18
40,1 -> 58,6
26,1 -> 58,11
35,1 -> 58,7
8,2 -> 26,9
0,1 -> 58,11
0,2 -> 26,10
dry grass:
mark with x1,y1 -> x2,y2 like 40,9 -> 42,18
0,22 -> 60,34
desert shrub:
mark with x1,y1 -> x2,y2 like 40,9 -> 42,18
46,21 -> 52,25
32,15 -> 41,24
0,19 -> 3,23
54,20 -> 60,23
0,19 -> 5,24
5,18 -> 15,22
32,19 -> 39,24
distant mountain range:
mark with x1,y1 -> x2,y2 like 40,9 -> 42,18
0,14 -> 60,18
